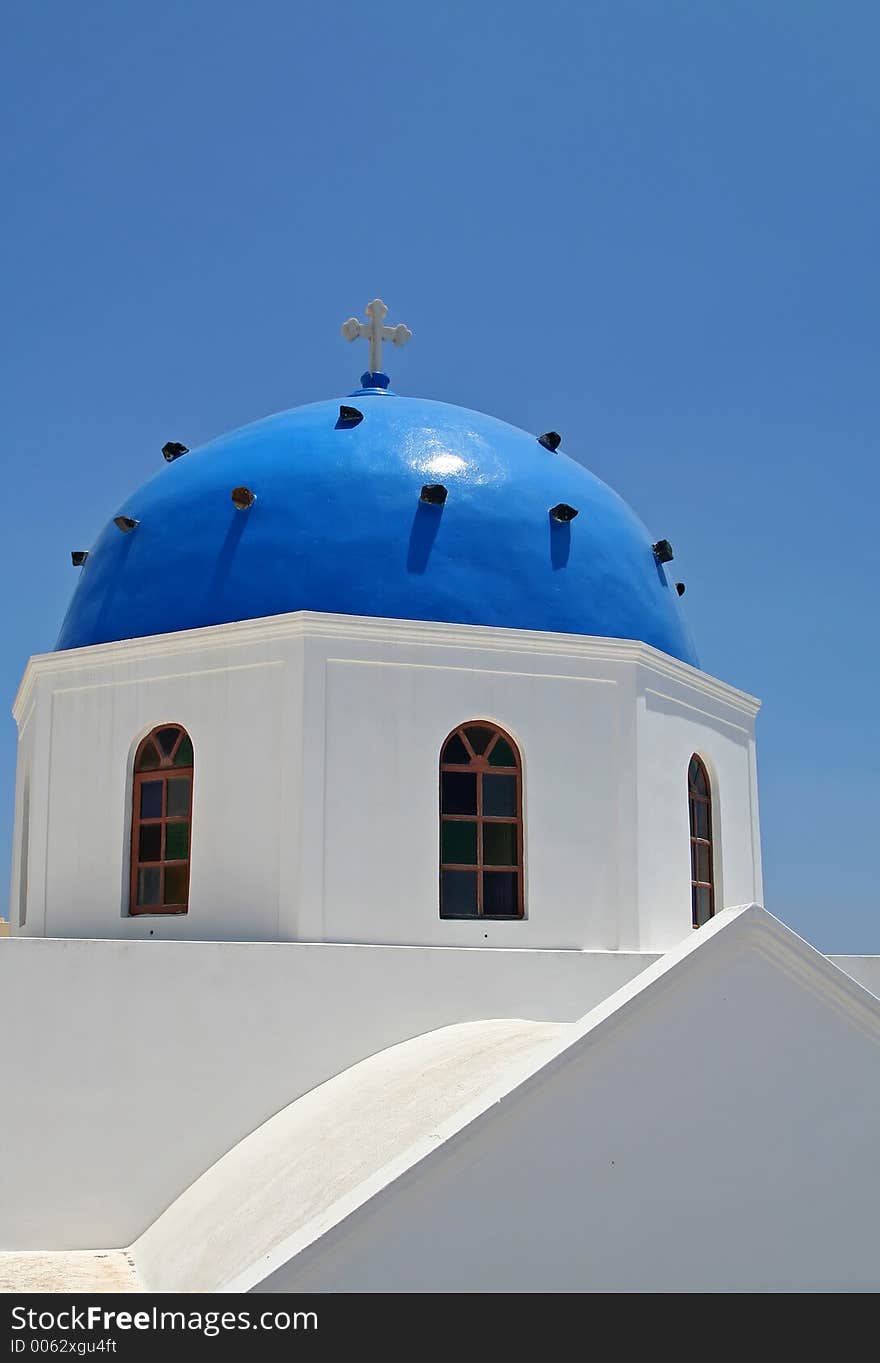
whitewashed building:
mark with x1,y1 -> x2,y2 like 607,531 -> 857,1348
2,302 -> 878,1293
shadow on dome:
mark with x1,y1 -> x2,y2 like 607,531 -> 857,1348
209,506 -> 254,601
549,517 -> 572,570
407,500 -> 444,576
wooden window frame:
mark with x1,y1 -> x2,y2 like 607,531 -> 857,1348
130,725 -> 193,916
688,754 -> 715,929
439,722 -> 524,920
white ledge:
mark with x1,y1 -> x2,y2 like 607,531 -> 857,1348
13,611 -> 761,724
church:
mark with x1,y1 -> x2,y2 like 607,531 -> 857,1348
2,301 -> 878,1293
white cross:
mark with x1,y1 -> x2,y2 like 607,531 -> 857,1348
341,299 -> 412,376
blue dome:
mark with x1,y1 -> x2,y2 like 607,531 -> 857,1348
56,385 -> 697,665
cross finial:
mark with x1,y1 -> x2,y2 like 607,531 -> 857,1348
341,298 -> 412,387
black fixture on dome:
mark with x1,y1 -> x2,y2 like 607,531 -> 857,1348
420,484 -> 448,505
550,503 -> 578,522
537,431 -> 562,452
231,486 -> 256,510
653,539 -> 674,564
71,551 -> 89,567
113,516 -> 139,534
337,405 -> 364,427
162,442 -> 189,463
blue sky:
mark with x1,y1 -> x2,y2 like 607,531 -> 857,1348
1,1 -> 877,950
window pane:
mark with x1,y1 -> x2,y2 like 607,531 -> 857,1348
163,865 -> 188,906
166,777 -> 191,817
140,781 -> 163,819
136,742 -> 160,771
137,866 -> 161,906
694,841 -> 712,883
483,774 -> 517,817
441,770 -> 477,815
156,726 -> 180,757
464,725 -> 494,754
692,800 -> 710,841
138,824 -> 162,862
488,737 -> 517,767
690,759 -> 708,796
694,885 -> 713,927
483,871 -> 519,916
440,870 -> 478,917
441,820 -> 477,865
441,733 -> 470,764
165,821 -> 190,861
483,822 -> 517,866
173,735 -> 194,768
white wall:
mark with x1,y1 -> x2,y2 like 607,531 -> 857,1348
8,699 -> 35,933
19,643 -> 299,941
319,654 -> 622,949
254,917 -> 880,1294
11,613 -> 761,951
133,1017 -> 570,1293
0,936 -> 654,1249
636,668 -> 763,951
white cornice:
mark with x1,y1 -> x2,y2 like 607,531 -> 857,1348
12,611 -> 761,725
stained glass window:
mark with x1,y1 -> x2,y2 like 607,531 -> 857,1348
439,723 -> 523,919
688,755 -> 715,928
130,725 -> 193,916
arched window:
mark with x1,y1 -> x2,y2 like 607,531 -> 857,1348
440,722 -> 524,919
688,755 -> 715,928
130,725 -> 194,915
